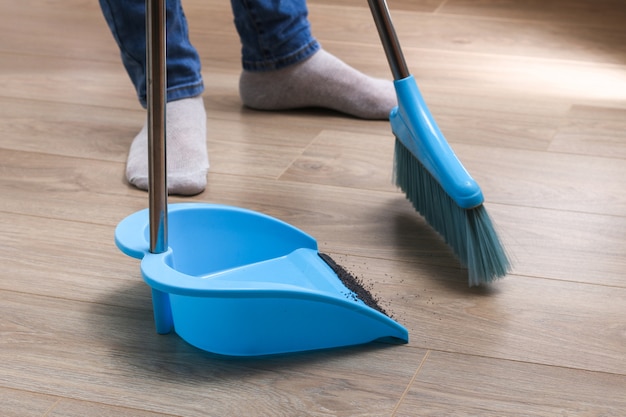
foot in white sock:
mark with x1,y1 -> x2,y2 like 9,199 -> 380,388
238,49 -> 396,120
126,96 -> 209,196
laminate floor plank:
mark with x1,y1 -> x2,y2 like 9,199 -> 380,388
379,263 -> 626,374
0,97 -> 140,162
0,0 -> 118,62
454,144 -> 626,216
549,105 -> 626,159
0,52 -> 136,109
279,128 -> 626,217
47,399 -> 178,417
1,291 -> 422,417
307,4 -> 626,65
0,211 -> 147,305
393,350 -> 626,417
440,0 -> 626,29
1,387 -> 60,417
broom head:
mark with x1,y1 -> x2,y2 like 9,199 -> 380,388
390,75 -> 511,285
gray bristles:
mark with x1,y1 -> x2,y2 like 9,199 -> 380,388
393,138 -> 511,285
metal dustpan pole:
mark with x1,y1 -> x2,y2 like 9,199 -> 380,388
147,0 -> 167,254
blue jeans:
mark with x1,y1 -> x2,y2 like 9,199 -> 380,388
99,0 -> 320,107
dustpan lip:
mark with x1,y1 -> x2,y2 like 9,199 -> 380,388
139,247 -> 357,301
139,249 -> 404,330
139,247 -> 324,295
115,208 -> 151,260
115,202 -> 317,259
139,247 -> 402,324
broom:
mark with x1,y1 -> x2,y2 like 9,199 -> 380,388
367,0 -> 511,286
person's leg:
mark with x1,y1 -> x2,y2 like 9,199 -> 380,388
99,0 -> 208,195
231,0 -> 396,119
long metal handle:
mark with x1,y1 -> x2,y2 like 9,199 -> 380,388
147,0 -> 168,254
367,0 -> 410,80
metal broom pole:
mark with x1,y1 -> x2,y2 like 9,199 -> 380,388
367,0 -> 409,80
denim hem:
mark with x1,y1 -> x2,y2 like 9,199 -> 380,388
138,80 -> 205,108
241,40 -> 320,72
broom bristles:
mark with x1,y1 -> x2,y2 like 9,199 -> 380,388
393,138 -> 510,285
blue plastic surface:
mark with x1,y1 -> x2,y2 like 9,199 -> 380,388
391,75 -> 484,209
115,203 -> 408,356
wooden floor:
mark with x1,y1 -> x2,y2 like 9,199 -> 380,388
2,0 -> 625,415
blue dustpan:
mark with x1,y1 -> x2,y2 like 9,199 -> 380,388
115,203 -> 408,356
114,0 -> 407,357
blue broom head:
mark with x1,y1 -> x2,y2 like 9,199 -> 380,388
391,76 -> 511,285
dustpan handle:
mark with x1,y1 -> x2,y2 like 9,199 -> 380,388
367,0 -> 410,80
147,0 -> 168,254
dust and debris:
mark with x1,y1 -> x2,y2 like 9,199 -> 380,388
318,252 -> 392,318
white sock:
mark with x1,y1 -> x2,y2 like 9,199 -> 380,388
126,96 -> 209,196
239,49 -> 396,120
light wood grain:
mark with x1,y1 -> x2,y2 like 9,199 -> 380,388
0,98 -> 141,161
47,399 -> 178,417
308,3 -> 626,64
549,105 -> 626,159
0,0 -> 120,62
440,0 -> 626,29
1,0 -> 625,415
0,387 -> 59,417
1,291 -> 423,416
394,350 -> 626,416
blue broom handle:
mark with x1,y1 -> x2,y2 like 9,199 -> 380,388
367,0 -> 409,80
147,0 -> 168,254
